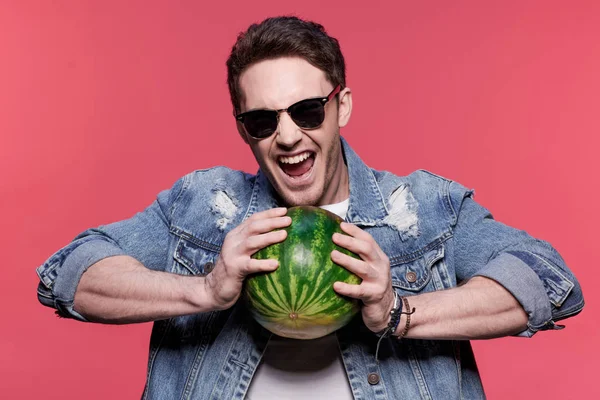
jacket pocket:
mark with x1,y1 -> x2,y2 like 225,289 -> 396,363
390,243 -> 445,295
171,230 -> 221,276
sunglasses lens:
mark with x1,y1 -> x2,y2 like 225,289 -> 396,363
290,99 -> 325,129
243,110 -> 278,138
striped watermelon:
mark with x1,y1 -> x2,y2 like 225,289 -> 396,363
244,206 -> 362,339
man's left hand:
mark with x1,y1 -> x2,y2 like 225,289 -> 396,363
331,222 -> 395,333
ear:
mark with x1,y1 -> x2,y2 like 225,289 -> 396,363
337,87 -> 353,128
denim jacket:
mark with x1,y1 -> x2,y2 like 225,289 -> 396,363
36,137 -> 584,399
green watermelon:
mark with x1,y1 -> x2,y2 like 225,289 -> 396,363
244,206 -> 362,339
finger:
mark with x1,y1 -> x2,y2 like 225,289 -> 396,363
339,223 -> 388,261
332,232 -> 377,260
332,281 -> 367,300
376,248 -> 390,265
247,207 -> 288,221
245,229 -> 287,253
331,250 -> 370,278
246,215 -> 292,235
340,222 -> 373,241
243,258 -> 279,275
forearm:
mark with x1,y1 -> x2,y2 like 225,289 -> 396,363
73,255 -> 212,324
397,276 -> 528,340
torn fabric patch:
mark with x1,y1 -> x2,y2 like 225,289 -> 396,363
383,184 -> 420,240
211,188 -> 239,230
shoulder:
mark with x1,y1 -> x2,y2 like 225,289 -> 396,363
174,165 -> 255,198
167,166 -> 256,202
160,166 -> 255,205
373,168 -> 474,228
162,166 -> 258,242
169,166 -> 256,216
184,166 -> 255,188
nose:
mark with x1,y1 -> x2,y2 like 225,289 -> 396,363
275,111 -> 302,148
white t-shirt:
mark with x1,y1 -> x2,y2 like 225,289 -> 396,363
245,199 -> 353,400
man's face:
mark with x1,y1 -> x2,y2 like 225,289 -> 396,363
237,57 -> 352,206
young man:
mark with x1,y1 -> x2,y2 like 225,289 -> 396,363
36,16 -> 584,399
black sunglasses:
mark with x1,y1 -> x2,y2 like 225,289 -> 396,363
235,84 -> 342,139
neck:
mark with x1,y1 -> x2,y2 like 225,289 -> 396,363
318,152 -> 349,206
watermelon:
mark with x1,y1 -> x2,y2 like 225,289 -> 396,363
244,206 -> 362,339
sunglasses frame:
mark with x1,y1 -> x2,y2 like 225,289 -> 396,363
235,84 -> 342,139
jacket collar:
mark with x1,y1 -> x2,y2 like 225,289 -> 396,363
341,137 -> 388,225
246,136 -> 388,225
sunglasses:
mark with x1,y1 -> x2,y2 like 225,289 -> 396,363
235,84 -> 342,139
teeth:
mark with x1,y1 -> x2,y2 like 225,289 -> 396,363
279,152 -> 311,165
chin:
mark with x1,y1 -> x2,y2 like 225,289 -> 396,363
278,188 -> 322,207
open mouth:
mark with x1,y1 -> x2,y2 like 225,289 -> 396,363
278,151 -> 315,180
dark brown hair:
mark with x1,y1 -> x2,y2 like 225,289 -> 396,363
226,16 -> 346,113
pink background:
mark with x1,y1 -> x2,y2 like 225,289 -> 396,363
1,1 -> 598,398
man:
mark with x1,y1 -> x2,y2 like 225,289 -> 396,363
36,16 -> 583,399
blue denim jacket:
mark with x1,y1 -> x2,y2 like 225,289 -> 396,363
36,137 -> 583,399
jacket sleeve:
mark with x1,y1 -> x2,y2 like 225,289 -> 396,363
449,181 -> 584,337
35,175 -> 187,322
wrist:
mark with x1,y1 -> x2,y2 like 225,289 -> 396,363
184,275 -> 214,312
375,290 -> 402,337
392,296 -> 415,339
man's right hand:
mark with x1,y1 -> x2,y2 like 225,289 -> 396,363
203,207 -> 291,310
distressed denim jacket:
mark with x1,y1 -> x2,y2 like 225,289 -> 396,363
36,137 -> 584,400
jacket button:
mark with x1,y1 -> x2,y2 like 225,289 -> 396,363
406,271 -> 417,283
204,261 -> 215,273
367,373 -> 380,385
